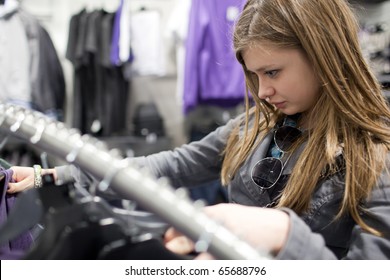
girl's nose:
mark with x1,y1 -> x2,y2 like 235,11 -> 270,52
257,80 -> 275,101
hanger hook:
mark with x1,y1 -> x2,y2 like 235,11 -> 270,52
66,138 -> 84,163
98,158 -> 129,193
30,118 -> 46,144
194,218 -> 222,253
10,111 -> 26,132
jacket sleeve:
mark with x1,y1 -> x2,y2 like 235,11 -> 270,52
131,116 -> 240,188
55,115 -> 241,190
277,181 -> 390,259
55,164 -> 95,189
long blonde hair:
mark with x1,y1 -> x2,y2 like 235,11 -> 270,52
221,0 -> 390,235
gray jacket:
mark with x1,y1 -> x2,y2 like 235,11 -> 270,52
56,115 -> 390,259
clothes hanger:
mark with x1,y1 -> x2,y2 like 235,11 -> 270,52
97,205 -> 189,260
23,172 -> 135,259
25,196 -> 130,259
23,179 -> 187,259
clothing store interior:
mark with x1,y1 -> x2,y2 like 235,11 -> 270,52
1,0 -> 390,260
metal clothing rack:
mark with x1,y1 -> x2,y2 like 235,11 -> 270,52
0,103 -> 269,260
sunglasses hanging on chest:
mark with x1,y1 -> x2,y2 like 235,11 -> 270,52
251,117 -> 302,190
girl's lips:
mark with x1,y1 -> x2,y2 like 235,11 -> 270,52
273,102 -> 286,109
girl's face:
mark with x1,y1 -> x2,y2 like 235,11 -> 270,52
242,44 -> 321,116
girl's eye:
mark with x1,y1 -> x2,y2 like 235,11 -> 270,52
265,70 -> 278,78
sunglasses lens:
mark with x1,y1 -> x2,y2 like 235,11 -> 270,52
251,158 -> 283,189
274,126 -> 301,151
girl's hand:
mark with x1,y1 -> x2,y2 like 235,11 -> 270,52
7,166 -> 35,193
164,203 -> 290,258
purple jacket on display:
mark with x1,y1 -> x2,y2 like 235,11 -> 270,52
183,0 -> 246,113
